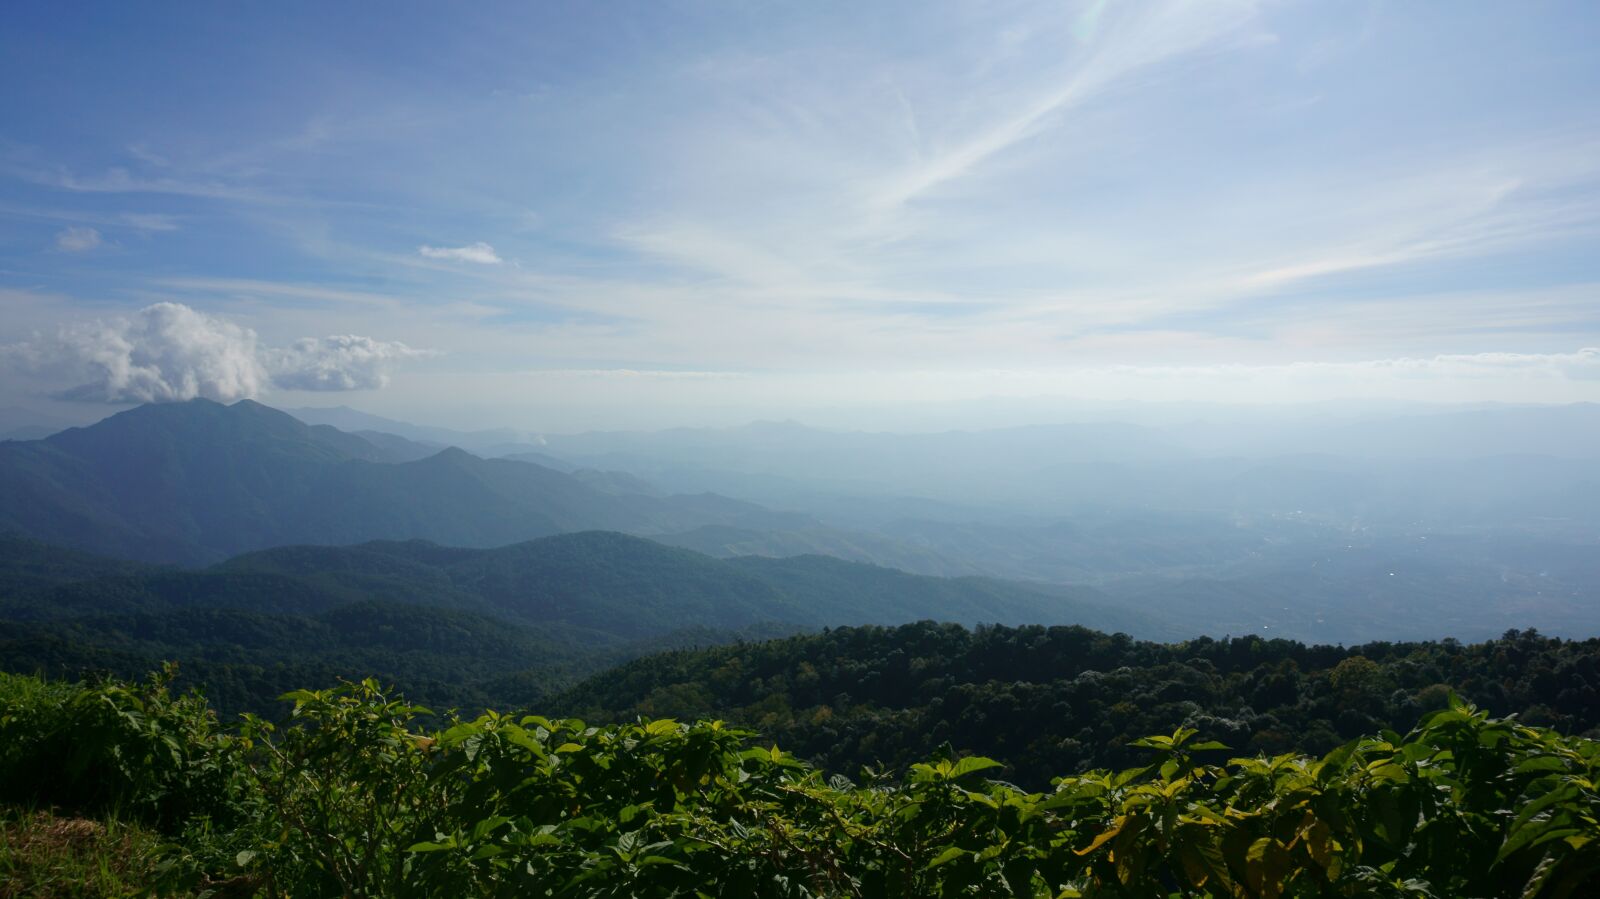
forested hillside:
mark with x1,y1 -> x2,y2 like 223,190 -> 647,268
0,532 -> 1157,713
557,621 -> 1600,788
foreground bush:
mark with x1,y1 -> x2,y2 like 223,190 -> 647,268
0,667 -> 246,829
3,672 -> 1598,897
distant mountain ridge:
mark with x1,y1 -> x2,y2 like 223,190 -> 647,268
6,398 -> 1595,647
286,404 -> 543,456
2,529 -> 1164,640
0,399 -> 822,564
0,530 -> 1173,713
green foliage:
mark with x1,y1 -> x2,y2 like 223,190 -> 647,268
3,672 -> 1599,897
0,666 -> 246,829
236,681 -> 441,896
556,621 -> 1600,787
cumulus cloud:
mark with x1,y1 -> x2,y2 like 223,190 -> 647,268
42,302 -> 265,403
418,241 -> 501,264
264,335 -> 428,391
55,226 -> 102,252
2,303 -> 427,404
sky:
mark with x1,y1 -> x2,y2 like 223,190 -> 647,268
2,1 -> 1599,432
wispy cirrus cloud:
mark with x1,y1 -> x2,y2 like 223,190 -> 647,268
18,164 -> 273,202
873,0 -> 1269,209
418,242 -> 502,264
120,212 -> 180,232
1234,143 -> 1600,292
54,226 -> 101,252
0,203 -> 181,233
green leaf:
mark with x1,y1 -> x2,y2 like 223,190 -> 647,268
950,756 -> 1004,779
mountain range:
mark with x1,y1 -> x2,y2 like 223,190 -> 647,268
0,399 -> 813,565
2,398 -> 1596,645
0,526 -> 1165,713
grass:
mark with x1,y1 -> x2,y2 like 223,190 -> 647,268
0,806 -> 169,899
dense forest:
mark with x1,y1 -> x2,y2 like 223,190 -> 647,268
556,621 -> 1600,788
3,670 -> 1597,897
0,530 -> 1158,715
12,531 -> 1600,785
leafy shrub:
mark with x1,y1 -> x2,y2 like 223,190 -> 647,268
232,685 -> 1600,897
0,666 -> 245,829
6,671 -> 1600,897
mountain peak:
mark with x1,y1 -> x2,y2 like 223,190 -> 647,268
50,397 -> 321,444
0,399 -> 819,567
422,445 -> 478,465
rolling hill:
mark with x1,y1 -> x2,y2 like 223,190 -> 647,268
5,530 -> 1160,638
0,529 -> 1171,713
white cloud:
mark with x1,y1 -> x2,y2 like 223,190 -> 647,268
418,242 -> 502,264
265,335 -> 429,391
44,302 -> 265,403
1,303 -> 428,403
54,226 -> 102,252
24,165 -> 270,202
1092,348 -> 1600,383
120,213 -> 179,232
875,0 -> 1267,208
0,205 -> 181,234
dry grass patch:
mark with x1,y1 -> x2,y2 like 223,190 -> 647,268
0,808 -> 164,899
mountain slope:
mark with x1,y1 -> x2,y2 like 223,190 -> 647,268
0,400 -> 399,561
2,527 -> 1169,638
0,533 -> 159,594
0,400 -> 822,564
0,531 -> 1172,714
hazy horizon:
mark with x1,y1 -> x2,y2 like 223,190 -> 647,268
5,392 -> 1600,441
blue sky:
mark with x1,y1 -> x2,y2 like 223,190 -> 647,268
3,1 -> 1599,430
